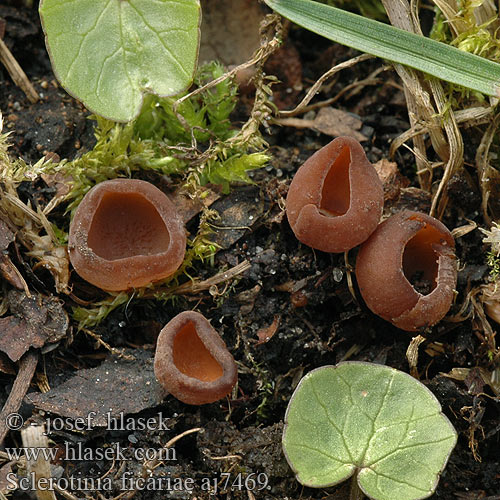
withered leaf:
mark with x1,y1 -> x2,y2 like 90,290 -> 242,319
0,218 -> 15,251
0,290 -> 68,362
373,158 -> 410,203
199,0 -> 262,67
276,108 -> 367,142
312,107 -> 367,142
256,315 -> 280,345
0,255 -> 26,290
169,186 -> 220,224
209,186 -> 264,249
26,349 -> 167,426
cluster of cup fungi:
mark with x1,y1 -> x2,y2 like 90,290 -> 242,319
68,178 -> 237,405
67,136 -> 457,404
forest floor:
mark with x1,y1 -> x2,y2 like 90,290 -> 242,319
0,1 -> 498,500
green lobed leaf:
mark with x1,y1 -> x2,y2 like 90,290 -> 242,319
39,0 -> 201,122
283,362 -> 457,500
264,0 -> 500,97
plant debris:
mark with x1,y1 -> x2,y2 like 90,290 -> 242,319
0,290 -> 67,362
26,349 -> 166,426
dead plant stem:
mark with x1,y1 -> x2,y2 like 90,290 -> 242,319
0,38 -> 39,103
0,350 -> 38,446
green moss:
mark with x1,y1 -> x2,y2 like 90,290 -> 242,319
1,61 -> 272,327
3,61 -> 268,216
481,223 -> 500,281
431,1 -> 500,62
486,251 -> 500,281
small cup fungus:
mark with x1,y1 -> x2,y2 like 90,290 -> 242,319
154,311 -> 238,405
355,210 -> 457,331
286,136 -> 384,253
68,178 -> 186,291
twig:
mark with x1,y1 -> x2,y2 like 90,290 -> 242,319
429,77 -> 464,218
147,260 -> 251,298
276,67 -> 387,119
381,0 -> 449,192
173,260 -> 250,294
0,38 -> 39,103
173,14 -> 283,135
82,328 -> 135,360
475,112 -> 500,225
0,350 -> 38,446
276,53 -> 373,118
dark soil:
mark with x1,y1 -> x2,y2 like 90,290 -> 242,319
0,2 -> 499,500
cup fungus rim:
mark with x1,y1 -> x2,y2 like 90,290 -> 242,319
68,178 -> 186,291
286,136 -> 384,253
70,178 -> 185,263
355,210 -> 457,331
154,310 -> 238,405
161,311 -> 236,387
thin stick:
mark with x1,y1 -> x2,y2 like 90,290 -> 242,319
0,38 -> 39,103
0,350 -> 38,446
277,54 -> 373,118
147,260 -> 251,298
277,67 -> 387,119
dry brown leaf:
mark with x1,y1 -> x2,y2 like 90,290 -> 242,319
0,217 -> 15,250
169,186 -> 220,224
276,107 -> 367,142
0,290 -> 68,361
0,254 -> 27,290
0,461 -> 17,495
440,367 -> 499,397
373,158 -> 410,202
0,352 -> 15,375
312,107 -> 366,141
209,186 -> 264,249
26,349 -> 167,426
199,0 -> 263,66
256,315 -> 280,345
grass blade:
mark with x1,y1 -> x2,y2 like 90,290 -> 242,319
264,0 -> 500,97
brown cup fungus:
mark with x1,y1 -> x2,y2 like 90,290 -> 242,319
68,178 -> 186,291
286,136 -> 384,253
355,210 -> 457,331
154,311 -> 238,405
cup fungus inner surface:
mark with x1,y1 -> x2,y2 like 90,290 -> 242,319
402,222 -> 444,295
87,192 -> 171,261
172,321 -> 223,382
318,145 -> 351,217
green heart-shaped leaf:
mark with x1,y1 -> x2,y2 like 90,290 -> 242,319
283,362 -> 457,500
39,0 -> 200,122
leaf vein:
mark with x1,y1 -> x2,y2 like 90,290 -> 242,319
309,376 -> 355,463
365,434 -> 455,468
287,443 -> 348,464
363,468 -> 429,493
66,0 -> 111,83
127,1 -> 191,79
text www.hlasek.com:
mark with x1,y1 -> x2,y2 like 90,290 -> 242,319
5,442 -> 176,462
